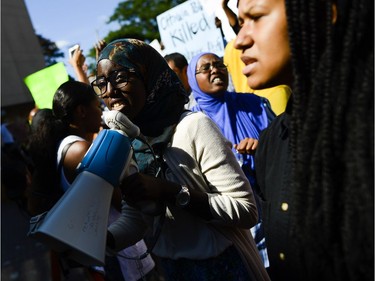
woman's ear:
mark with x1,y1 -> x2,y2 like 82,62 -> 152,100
332,3 -> 338,24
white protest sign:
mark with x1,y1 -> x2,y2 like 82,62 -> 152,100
157,0 -> 225,62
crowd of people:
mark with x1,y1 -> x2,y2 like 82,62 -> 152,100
2,0 -> 373,280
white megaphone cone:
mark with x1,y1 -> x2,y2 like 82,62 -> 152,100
28,128 -> 134,266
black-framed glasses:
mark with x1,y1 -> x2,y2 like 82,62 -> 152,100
91,68 -> 136,96
195,61 -> 227,74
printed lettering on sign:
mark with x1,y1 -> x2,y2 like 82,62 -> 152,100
157,0 -> 224,62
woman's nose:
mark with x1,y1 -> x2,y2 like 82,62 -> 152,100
210,65 -> 219,73
234,24 -> 254,50
105,81 -> 116,97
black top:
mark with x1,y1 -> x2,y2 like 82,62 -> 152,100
255,112 -> 303,280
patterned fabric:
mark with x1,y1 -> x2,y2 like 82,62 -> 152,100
132,124 -> 176,175
97,39 -> 188,137
159,245 -> 251,281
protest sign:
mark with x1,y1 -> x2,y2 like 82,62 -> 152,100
157,0 -> 225,62
24,62 -> 69,109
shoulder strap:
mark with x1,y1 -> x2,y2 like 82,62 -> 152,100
57,141 -> 76,173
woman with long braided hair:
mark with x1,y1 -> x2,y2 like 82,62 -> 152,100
235,0 -> 373,280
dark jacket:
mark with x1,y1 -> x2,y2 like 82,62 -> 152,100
255,112 -> 303,281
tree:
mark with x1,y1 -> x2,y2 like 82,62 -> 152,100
86,0 -> 186,71
108,0 -> 186,42
36,34 -> 65,66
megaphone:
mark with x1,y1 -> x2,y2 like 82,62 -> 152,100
28,112 -> 137,267
103,110 -> 165,216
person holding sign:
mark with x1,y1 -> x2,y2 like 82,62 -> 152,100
94,38 -> 271,281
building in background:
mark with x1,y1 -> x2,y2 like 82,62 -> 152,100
1,0 -> 45,120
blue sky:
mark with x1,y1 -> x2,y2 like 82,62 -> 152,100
24,0 -> 121,77
23,0 -> 238,77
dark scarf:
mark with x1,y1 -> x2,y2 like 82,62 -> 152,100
98,39 -> 188,137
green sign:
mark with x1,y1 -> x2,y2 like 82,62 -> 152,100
24,62 -> 69,109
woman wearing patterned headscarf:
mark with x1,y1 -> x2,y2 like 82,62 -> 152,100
93,39 -> 270,281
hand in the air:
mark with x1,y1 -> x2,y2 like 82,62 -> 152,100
69,45 -> 86,69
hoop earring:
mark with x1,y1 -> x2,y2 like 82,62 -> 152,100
69,124 -> 79,129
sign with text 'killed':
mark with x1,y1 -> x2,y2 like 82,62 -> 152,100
157,0 -> 224,62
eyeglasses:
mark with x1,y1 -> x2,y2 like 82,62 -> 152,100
91,68 -> 136,96
195,61 -> 227,74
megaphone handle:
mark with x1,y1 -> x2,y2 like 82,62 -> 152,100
119,158 -> 164,216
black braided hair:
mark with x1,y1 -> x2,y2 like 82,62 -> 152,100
286,0 -> 374,279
